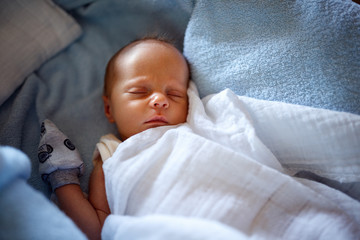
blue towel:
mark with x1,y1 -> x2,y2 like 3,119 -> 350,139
184,0 -> 360,114
0,146 -> 86,239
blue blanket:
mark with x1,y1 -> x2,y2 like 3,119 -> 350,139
184,0 -> 360,114
0,146 -> 86,239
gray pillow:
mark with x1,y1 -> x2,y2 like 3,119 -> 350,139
0,0 -> 82,105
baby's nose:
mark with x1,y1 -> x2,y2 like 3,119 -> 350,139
150,93 -> 169,109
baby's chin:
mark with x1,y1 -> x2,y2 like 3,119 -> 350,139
121,120 -> 187,141
119,125 -> 165,141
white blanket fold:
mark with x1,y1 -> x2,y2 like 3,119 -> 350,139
102,82 -> 360,239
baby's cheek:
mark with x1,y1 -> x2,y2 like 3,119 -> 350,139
175,107 -> 188,123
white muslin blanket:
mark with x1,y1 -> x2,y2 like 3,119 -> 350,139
101,82 -> 360,239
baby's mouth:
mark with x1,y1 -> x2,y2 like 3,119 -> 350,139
144,116 -> 169,125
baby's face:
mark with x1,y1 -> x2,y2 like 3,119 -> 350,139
103,40 -> 189,140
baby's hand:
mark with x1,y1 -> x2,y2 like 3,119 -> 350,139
38,119 -> 84,190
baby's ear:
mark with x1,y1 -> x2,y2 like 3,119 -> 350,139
102,96 -> 115,123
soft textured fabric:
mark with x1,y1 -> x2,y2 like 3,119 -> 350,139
184,0 -> 360,114
48,168 -> 81,192
0,146 -> 86,240
238,96 -> 360,183
102,215 -> 249,240
53,0 -> 98,10
92,134 -> 121,164
0,0 -> 82,105
102,82 -> 360,239
38,119 -> 84,180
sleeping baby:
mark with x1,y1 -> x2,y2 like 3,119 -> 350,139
38,37 -> 360,240
38,37 -> 190,239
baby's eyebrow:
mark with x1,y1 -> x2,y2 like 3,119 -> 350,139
123,76 -> 149,87
167,85 -> 187,92
168,82 -> 188,91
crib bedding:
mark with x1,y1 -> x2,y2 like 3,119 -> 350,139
0,0 -> 360,239
184,0 -> 360,114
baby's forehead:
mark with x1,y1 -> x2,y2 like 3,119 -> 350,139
106,39 -> 190,90
113,39 -> 189,73
119,39 -> 181,59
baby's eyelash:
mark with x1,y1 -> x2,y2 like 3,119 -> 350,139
128,88 -> 148,94
130,91 -> 147,94
167,91 -> 185,98
168,93 -> 182,98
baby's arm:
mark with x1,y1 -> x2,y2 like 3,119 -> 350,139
88,155 -> 111,226
38,120 -> 109,240
55,182 -> 102,239
55,157 -> 109,240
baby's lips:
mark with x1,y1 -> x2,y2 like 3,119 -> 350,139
144,115 -> 168,124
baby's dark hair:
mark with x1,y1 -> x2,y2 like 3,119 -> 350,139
103,35 -> 190,97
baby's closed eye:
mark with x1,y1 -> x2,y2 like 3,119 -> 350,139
128,87 -> 148,94
167,90 -> 186,98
